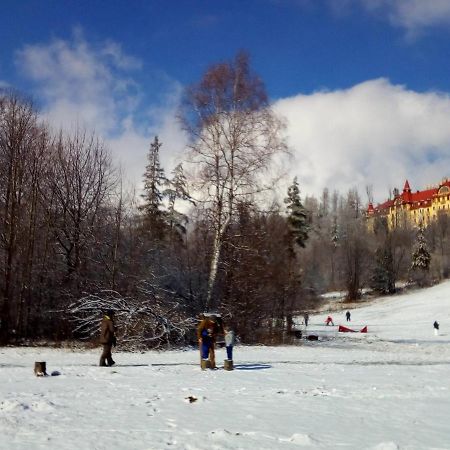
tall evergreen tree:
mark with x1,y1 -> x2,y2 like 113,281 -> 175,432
411,226 -> 431,271
284,177 -> 309,248
371,244 -> 396,294
140,136 -> 167,235
164,163 -> 194,235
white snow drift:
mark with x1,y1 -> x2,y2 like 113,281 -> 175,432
1,281 -> 450,449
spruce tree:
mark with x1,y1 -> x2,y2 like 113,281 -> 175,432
164,163 -> 194,235
140,136 -> 167,235
371,245 -> 395,294
410,226 -> 431,286
411,226 -> 431,271
284,177 -> 309,248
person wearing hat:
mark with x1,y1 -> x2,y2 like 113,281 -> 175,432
197,314 -> 220,369
99,309 -> 117,367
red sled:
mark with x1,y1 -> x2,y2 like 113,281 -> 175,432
338,325 -> 368,333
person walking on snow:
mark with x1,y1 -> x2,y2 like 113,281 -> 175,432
325,315 -> 334,326
346,311 -> 351,322
434,320 -> 439,336
303,312 -> 309,327
99,309 -> 116,367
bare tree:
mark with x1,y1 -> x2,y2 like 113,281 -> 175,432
44,129 -> 117,290
0,93 -> 43,343
180,51 -> 287,310
337,189 -> 371,300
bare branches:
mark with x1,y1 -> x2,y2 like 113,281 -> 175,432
180,52 -> 287,309
65,282 -> 195,350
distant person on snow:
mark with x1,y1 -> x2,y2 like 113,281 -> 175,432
325,316 -> 334,326
303,312 -> 309,327
99,309 -> 116,367
346,311 -> 351,322
433,321 -> 439,336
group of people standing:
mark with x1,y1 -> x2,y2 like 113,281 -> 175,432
98,310 -> 443,368
98,310 -> 236,369
197,314 -> 235,369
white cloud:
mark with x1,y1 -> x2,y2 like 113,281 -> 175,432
15,31 -> 187,191
274,78 -> 450,204
349,0 -> 450,34
15,32 -> 450,208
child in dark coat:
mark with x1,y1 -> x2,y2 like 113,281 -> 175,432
434,321 -> 439,336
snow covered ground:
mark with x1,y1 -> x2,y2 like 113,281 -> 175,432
2,282 -> 450,450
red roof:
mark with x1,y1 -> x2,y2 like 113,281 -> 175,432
368,179 -> 450,214
407,188 -> 435,210
403,180 -> 411,192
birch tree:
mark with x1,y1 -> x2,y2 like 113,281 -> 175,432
180,51 -> 286,310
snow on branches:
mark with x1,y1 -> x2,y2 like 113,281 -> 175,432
66,282 -> 195,349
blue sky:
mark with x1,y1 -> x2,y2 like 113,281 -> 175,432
3,0 -> 450,201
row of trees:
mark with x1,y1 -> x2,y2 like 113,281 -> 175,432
0,52 -> 446,347
0,53 -> 307,346
300,188 -> 437,300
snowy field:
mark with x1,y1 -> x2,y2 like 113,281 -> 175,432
2,282 -> 450,450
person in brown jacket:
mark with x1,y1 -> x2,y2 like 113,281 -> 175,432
197,314 -> 222,369
99,309 -> 116,367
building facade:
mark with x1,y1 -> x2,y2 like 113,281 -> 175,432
367,179 -> 450,230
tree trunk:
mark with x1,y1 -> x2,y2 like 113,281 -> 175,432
205,229 -> 222,311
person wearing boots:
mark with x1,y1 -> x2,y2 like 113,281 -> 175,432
197,314 -> 220,369
99,309 -> 116,367
224,324 -> 236,361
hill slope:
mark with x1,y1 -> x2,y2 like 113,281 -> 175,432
312,280 -> 450,343
1,282 -> 450,449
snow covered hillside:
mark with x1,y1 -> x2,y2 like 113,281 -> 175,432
2,282 -> 450,449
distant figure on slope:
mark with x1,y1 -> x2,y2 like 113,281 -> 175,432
345,311 -> 351,322
325,315 -> 334,326
224,324 -> 236,361
99,309 -> 116,367
433,321 -> 439,336
303,312 -> 309,327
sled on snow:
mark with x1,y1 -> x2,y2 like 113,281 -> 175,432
338,325 -> 368,333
